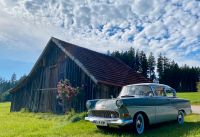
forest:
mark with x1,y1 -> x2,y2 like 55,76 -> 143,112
0,73 -> 26,102
110,48 -> 200,92
0,48 -> 199,102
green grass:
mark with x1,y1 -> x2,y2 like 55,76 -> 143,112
177,92 -> 200,105
0,102 -> 200,137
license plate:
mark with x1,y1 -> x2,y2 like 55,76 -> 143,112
93,120 -> 107,126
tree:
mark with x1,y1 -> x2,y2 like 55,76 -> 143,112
107,50 -> 111,56
127,47 -> 135,69
163,56 -> 170,71
148,52 -> 156,80
11,73 -> 17,85
157,53 -> 163,81
134,50 -> 140,72
111,51 -> 121,59
110,49 -> 200,92
139,51 -> 148,78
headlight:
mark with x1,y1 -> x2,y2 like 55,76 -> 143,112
116,100 -> 123,108
86,100 -> 91,109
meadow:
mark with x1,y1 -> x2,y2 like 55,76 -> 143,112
177,92 -> 200,105
0,101 -> 200,137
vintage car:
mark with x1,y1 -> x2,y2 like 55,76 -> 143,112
85,83 -> 192,134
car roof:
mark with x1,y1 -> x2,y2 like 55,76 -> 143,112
125,83 -> 173,89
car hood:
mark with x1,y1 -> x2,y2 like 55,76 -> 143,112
94,99 -> 118,110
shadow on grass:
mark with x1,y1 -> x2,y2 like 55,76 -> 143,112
95,121 -> 200,137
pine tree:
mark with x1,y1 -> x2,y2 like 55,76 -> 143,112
139,51 -> 148,78
107,50 -> 111,56
134,50 -> 140,72
11,73 -> 17,85
148,52 -> 156,80
163,56 -> 170,71
157,53 -> 163,81
127,47 -> 135,69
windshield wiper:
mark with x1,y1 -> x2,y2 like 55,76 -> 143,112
120,95 -> 135,98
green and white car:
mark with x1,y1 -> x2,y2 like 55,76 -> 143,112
85,83 -> 192,134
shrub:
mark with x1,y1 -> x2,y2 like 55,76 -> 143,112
70,116 -> 81,123
66,109 -> 76,121
68,112 -> 87,123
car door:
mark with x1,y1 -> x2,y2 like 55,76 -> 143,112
153,86 -> 174,123
165,88 -> 178,120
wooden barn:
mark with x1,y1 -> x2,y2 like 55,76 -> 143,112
10,37 -> 150,113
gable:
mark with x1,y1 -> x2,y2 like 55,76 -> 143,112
9,37 -> 150,93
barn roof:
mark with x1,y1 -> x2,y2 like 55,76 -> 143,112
10,37 -> 151,93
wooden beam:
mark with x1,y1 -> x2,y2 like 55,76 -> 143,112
52,38 -> 98,84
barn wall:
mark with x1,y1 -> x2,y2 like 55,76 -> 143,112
11,41 -> 121,113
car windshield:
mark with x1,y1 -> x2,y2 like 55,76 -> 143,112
118,85 -> 151,97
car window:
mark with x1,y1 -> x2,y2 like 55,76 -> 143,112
155,86 -> 166,96
165,88 -> 176,97
119,85 -> 152,97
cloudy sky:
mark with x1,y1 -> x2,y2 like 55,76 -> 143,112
0,0 -> 200,80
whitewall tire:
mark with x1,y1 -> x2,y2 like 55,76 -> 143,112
133,113 -> 145,134
177,111 -> 184,125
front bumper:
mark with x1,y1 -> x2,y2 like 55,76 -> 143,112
85,116 -> 133,126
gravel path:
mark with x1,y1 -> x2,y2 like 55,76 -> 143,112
191,105 -> 200,114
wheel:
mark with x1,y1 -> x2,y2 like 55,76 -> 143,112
133,113 -> 145,134
177,111 -> 184,124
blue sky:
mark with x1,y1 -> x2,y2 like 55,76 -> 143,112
0,0 -> 200,80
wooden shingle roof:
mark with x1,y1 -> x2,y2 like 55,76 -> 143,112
52,37 -> 151,87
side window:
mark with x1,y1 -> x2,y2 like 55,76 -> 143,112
165,88 -> 176,97
155,86 -> 166,96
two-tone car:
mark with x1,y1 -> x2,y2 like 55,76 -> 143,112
85,83 -> 192,134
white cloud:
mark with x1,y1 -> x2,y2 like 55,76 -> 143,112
0,0 -> 199,72
0,10 -> 65,62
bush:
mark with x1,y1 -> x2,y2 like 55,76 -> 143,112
66,109 -> 76,121
68,111 -> 87,123
70,116 -> 81,123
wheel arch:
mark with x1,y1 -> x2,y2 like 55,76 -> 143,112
178,109 -> 186,115
133,111 -> 150,126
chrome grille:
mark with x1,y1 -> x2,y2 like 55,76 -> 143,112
90,110 -> 119,118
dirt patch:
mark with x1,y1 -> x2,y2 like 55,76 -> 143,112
191,106 -> 200,114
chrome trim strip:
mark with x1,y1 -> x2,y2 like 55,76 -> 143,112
85,116 -> 133,126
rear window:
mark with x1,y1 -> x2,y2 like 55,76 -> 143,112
165,88 -> 176,97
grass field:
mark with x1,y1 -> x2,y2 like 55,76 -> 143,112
177,92 -> 200,105
0,102 -> 200,137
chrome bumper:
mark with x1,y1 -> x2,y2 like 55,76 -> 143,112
85,116 -> 133,126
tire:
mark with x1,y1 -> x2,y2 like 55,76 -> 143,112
133,113 -> 145,135
177,111 -> 184,125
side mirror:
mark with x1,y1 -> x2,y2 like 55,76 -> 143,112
110,95 -> 113,99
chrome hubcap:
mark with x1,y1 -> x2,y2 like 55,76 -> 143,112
178,112 -> 184,124
136,114 -> 144,134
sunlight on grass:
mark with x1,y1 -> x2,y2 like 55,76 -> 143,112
0,102 -> 200,137
177,92 -> 200,105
